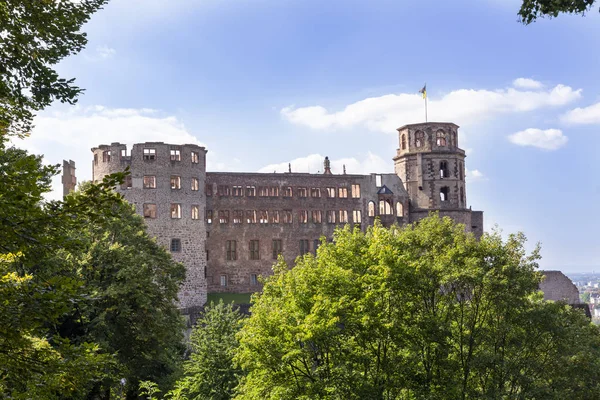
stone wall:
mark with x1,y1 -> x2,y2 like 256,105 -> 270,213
539,270 -> 581,304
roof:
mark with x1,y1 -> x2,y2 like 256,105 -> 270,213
396,122 -> 460,131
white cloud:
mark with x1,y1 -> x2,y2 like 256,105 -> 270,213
512,78 -> 544,90
83,45 -> 116,61
16,106 -> 204,200
466,168 -> 487,182
258,152 -> 391,175
508,128 -> 568,150
561,102 -> 600,125
281,82 -> 581,134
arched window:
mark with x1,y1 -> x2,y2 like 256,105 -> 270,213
440,161 -> 449,178
451,131 -> 457,147
379,200 -> 392,215
460,187 -> 465,207
401,134 -> 407,150
436,130 -> 446,146
415,131 -> 424,148
368,201 -> 376,217
396,202 -> 404,217
459,163 -> 464,181
440,187 -> 449,202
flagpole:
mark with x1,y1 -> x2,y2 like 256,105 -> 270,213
425,95 -> 428,123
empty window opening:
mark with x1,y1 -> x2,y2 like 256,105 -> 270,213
205,184 -> 213,196
122,175 -> 132,190
375,175 -> 382,187
233,210 -> 243,224
440,187 -> 450,202
170,176 -> 181,190
120,149 -> 127,158
94,154 -> 98,165
170,238 -> 181,252
143,148 -> 156,160
259,210 -> 268,224
440,161 -> 449,178
368,201 -> 376,217
415,131 -> 424,148
338,187 -> 348,198
351,184 -> 361,198
299,239 -> 309,255
259,186 -> 269,197
233,186 -> 243,196
206,210 -> 213,224
339,210 -> 348,223
251,274 -> 258,285
269,187 -> 279,197
297,187 -> 308,198
143,203 -> 156,219
326,210 -> 336,224
284,186 -> 292,197
246,210 -> 257,224
353,210 -> 362,224
191,151 -> 199,164
143,176 -> 156,189
396,202 -> 404,217
460,163 -> 464,181
246,186 -> 256,197
299,210 -> 308,224
272,239 -> 282,259
220,275 -> 227,287
226,240 -> 237,261
401,134 -> 407,150
219,210 -> 229,224
311,188 -> 321,198
312,210 -> 322,223
102,150 -> 111,162
436,130 -> 446,146
270,210 -> 280,224
250,240 -> 260,260
326,187 -> 336,198
313,239 -> 320,255
191,205 -> 200,220
460,187 -> 465,206
170,204 -> 181,219
379,200 -> 392,215
170,149 -> 181,161
283,210 -> 293,224
191,178 -> 199,191
218,185 -> 231,196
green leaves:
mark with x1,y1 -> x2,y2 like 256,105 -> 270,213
518,0 -> 597,24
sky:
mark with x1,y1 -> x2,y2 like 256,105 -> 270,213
15,0 -> 600,272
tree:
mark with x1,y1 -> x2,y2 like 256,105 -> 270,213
235,215 -> 600,399
518,0 -> 597,24
169,301 -> 245,400
0,0 -> 109,137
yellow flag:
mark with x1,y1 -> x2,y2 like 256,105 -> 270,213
419,84 -> 427,99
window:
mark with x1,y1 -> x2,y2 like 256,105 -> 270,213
205,183 -> 213,196
312,210 -> 322,223
226,240 -> 237,261
396,203 -> 404,217
368,201 -> 376,217
311,188 -> 321,198
283,210 -> 292,224
219,210 -> 229,224
170,149 -> 181,161
269,186 -> 279,197
297,187 -> 307,198
440,161 -> 449,178
379,200 -> 392,215
246,186 -> 256,197
191,151 -> 199,164
460,187 -> 465,206
120,149 -> 127,158
191,178 -> 199,191
339,210 -> 348,223
436,130 -> 446,146
206,250 -> 209,261
250,274 -> 258,286
401,134 -> 407,150
143,203 -> 156,219
246,210 -> 257,224
171,176 -> 181,190
171,204 -> 181,219
440,187 -> 450,202
270,210 -> 280,224
94,154 -> 98,165
299,210 -> 308,224
338,187 -> 348,198
250,240 -> 260,260
326,187 -> 336,198
218,185 -> 231,196
415,131 -> 424,148
283,186 -> 292,197
299,239 -> 309,255
259,210 -> 268,224
206,210 -> 213,224
143,148 -> 156,160
272,239 -> 282,259
102,150 -> 111,162
353,210 -> 362,224
191,205 -> 200,220
351,184 -> 360,198
122,175 -> 132,190
170,238 -> 181,252
452,131 -> 457,147
233,210 -> 243,224
143,175 -> 156,189
258,186 -> 269,197
460,163 -> 464,181
375,175 -> 382,187
326,210 -> 336,224
220,275 -> 227,287
233,186 -> 243,196
313,239 -> 320,255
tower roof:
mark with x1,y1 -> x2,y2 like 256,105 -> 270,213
396,122 -> 459,131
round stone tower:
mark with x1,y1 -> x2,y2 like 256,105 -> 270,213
91,142 -> 208,309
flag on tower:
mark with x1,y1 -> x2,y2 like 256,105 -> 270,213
419,84 -> 427,99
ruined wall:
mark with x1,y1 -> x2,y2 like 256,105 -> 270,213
62,160 -> 77,197
539,270 -> 581,304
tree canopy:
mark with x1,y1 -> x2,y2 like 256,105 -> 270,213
519,0 -> 597,24
235,216 -> 600,399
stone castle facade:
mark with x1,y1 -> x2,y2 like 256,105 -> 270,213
87,122 -> 483,308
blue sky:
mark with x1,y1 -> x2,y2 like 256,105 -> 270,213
20,0 -> 600,271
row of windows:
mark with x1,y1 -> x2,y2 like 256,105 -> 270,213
206,209 -> 363,224
142,175 -> 200,190
143,203 -> 200,219
216,274 -> 258,287
439,186 -> 465,204
206,184 -> 361,199
95,149 -> 201,164
438,161 -> 464,180
401,129 -> 458,150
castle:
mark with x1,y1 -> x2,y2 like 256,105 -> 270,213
76,122 -> 485,309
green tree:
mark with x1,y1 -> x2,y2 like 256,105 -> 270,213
582,291 -> 591,303
0,0 -> 109,137
169,301 -> 245,400
519,0 -> 597,24
235,215 -> 600,399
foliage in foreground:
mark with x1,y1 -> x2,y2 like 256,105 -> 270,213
519,0 -> 597,24
235,216 -> 600,399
